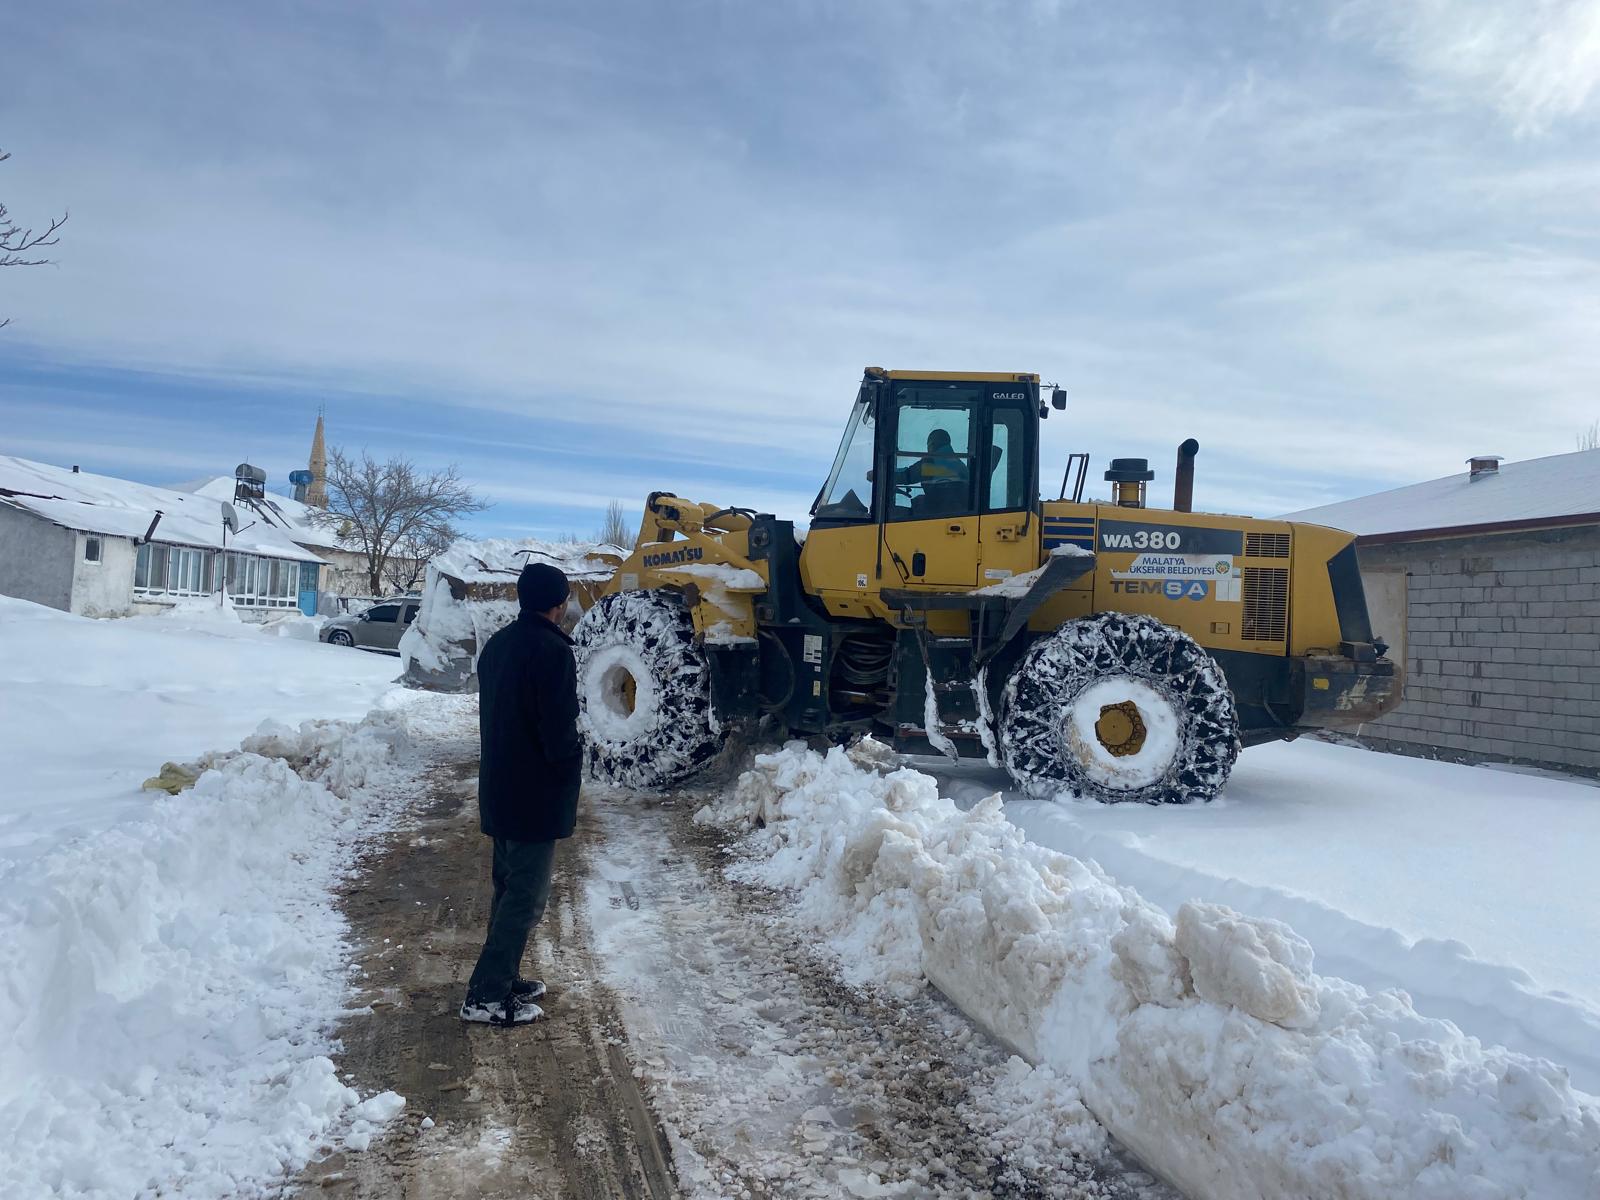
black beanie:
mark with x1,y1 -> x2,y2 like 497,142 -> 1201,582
517,563 -> 570,612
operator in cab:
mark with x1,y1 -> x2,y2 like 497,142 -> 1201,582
895,428 -> 968,488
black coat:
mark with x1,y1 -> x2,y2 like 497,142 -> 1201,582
476,611 -> 583,843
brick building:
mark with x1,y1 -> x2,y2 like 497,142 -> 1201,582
1285,450 -> 1600,777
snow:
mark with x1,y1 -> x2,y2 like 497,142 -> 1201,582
1063,679 -> 1182,790
429,536 -> 620,585
922,672 -> 958,760
1281,447 -> 1600,536
665,562 -> 766,590
972,564 -> 1046,598
0,596 -> 397,869
995,737 -> 1600,1096
0,695 -> 425,1197
699,741 -> 1600,1200
174,475 -> 347,551
581,643 -> 663,742
400,537 -> 617,689
0,455 -> 323,562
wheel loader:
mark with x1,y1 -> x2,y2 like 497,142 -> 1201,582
573,368 -> 1401,803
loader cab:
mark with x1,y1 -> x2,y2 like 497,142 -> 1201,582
805,370 -> 1042,607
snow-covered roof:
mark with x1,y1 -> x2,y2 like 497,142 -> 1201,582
431,537 -> 623,585
1282,449 -> 1600,539
0,456 -> 326,562
172,476 -> 347,551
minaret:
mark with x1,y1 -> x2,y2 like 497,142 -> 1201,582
307,413 -> 328,508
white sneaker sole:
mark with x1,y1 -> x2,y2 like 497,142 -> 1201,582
459,1001 -> 544,1025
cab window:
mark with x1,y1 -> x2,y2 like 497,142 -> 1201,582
986,403 -> 1030,512
814,397 -> 877,521
367,604 -> 399,623
890,388 -> 977,521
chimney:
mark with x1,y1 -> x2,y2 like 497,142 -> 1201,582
71,465 -> 80,473
1467,455 -> 1502,480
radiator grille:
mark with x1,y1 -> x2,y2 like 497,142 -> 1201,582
1245,532 -> 1291,559
1242,567 -> 1289,642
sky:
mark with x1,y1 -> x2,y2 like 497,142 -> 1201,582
2,0 -> 1598,539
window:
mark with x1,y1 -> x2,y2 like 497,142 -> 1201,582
367,604 -> 400,623
814,397 -> 877,521
986,405 -> 1030,512
133,543 -> 215,599
218,550 -> 302,607
402,604 -> 419,625
889,388 -> 978,521
84,537 -> 102,563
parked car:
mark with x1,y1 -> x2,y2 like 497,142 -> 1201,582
321,599 -> 419,655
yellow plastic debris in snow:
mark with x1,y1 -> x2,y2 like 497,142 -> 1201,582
142,762 -> 202,795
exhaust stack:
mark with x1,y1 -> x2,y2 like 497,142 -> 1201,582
1174,439 -> 1200,512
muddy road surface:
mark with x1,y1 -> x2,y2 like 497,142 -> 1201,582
298,720 -> 1178,1199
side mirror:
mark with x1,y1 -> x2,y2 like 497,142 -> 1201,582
1051,388 -> 1067,411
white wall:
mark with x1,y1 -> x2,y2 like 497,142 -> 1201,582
69,532 -> 138,617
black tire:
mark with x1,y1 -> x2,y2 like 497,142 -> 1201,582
572,590 -> 721,790
328,630 -> 353,647
999,612 -> 1240,804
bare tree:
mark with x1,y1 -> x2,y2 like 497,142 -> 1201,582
314,449 -> 488,595
381,524 -> 457,593
1578,422 -> 1599,452
595,498 -> 633,549
1,148 -> 68,330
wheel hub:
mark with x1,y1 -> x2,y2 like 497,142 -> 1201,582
1094,701 -> 1148,757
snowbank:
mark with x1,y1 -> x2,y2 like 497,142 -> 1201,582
698,743 -> 1600,1200
401,537 -> 619,690
995,738 -> 1600,1095
0,596 -> 397,869
0,703 -> 420,1197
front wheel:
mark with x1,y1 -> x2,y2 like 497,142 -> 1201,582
327,630 -> 353,647
572,590 -> 721,790
998,612 -> 1240,804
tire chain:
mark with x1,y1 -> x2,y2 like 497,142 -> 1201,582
1000,612 -> 1240,804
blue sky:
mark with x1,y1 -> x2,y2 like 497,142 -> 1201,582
3,0 -> 1598,538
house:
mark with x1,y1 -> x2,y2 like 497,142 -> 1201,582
170,475 -> 376,599
169,416 -> 422,602
1284,449 -> 1600,777
0,455 -> 328,618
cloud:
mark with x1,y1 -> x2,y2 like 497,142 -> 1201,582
2,0 -> 1598,532
1343,0 -> 1600,131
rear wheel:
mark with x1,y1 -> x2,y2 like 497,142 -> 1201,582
998,612 -> 1239,804
572,590 -> 721,790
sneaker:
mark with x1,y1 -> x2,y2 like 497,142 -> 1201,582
459,993 -> 544,1025
512,977 -> 547,1000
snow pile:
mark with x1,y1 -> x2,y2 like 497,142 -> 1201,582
1001,738 -> 1600,1094
0,596 -> 397,869
698,742 -> 1600,1200
401,537 -> 619,691
0,705 -> 415,1198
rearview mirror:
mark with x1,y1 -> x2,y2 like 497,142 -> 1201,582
1051,388 -> 1067,411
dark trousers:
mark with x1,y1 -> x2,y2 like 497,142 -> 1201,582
466,837 -> 556,1003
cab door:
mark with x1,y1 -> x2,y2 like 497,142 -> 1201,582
975,397 -> 1043,584
881,389 -> 980,588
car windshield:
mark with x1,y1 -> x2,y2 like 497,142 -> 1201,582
813,397 -> 876,521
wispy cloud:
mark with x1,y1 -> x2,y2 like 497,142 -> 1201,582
3,0 -> 1598,535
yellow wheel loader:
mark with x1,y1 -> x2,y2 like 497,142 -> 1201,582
573,368 -> 1400,802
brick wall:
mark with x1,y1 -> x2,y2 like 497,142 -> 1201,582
1355,524 -> 1600,777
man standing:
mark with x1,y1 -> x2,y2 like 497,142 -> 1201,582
460,562 -> 582,1026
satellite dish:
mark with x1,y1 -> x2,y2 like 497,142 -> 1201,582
221,502 -> 240,535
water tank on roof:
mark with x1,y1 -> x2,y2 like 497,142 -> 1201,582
234,463 -> 266,502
